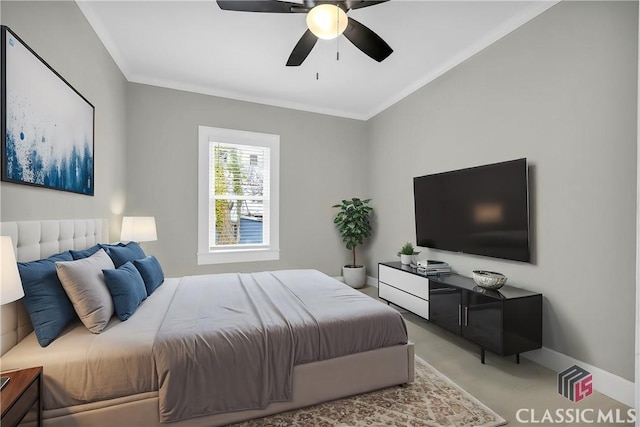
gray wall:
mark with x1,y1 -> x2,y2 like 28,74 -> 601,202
366,1 -> 638,381
125,84 -> 368,277
0,1 -> 128,241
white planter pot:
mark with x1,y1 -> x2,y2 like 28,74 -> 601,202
400,254 -> 413,265
343,266 -> 366,289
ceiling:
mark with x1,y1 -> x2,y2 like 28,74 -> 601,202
77,0 -> 557,120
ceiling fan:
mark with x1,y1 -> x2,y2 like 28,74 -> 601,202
216,0 -> 393,66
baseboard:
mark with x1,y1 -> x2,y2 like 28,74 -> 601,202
523,347 -> 634,407
366,275 -> 378,288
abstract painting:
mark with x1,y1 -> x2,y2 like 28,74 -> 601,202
1,25 -> 95,196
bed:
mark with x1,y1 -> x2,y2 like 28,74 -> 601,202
0,219 -> 415,426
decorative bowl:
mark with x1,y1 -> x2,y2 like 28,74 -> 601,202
472,270 -> 507,290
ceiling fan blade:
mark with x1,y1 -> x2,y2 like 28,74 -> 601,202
347,0 -> 389,10
286,29 -> 318,66
216,0 -> 301,13
342,18 -> 392,62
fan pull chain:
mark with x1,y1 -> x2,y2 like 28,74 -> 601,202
336,5 -> 341,62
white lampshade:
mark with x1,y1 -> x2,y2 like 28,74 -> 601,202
1,236 -> 24,305
306,4 -> 348,40
121,217 -> 158,243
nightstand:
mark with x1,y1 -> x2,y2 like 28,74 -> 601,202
1,366 -> 43,427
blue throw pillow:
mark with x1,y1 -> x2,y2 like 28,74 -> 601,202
18,251 -> 76,347
104,242 -> 146,268
133,256 -> 165,295
71,243 -> 125,260
70,244 -> 101,260
103,262 -> 147,321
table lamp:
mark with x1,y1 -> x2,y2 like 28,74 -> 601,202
1,236 -> 24,389
120,216 -> 158,243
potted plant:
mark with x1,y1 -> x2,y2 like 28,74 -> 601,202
398,242 -> 419,265
332,198 -> 373,288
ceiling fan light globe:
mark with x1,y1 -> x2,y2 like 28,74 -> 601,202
306,4 -> 348,40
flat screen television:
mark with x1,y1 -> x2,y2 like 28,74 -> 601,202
413,158 -> 530,263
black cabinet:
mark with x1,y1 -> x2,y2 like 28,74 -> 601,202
379,262 -> 542,364
428,282 -> 461,335
461,291 -> 504,356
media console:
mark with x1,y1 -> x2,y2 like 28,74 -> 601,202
378,262 -> 542,364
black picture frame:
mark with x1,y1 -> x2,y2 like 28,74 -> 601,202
1,25 -> 95,196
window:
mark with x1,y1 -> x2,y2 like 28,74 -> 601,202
198,126 -> 280,264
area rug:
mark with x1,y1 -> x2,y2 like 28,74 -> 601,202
231,356 -> 507,427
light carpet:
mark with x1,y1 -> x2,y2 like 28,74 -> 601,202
231,356 -> 507,427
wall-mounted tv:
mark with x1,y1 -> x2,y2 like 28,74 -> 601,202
413,158 -> 530,263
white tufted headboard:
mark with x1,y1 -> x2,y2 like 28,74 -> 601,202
0,218 -> 109,356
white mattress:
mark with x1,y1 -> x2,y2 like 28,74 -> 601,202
1,278 -> 181,410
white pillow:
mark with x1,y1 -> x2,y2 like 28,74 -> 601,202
56,249 -> 115,333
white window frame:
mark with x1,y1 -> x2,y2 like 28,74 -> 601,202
197,126 -> 280,264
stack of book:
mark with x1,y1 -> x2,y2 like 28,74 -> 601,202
414,259 -> 451,275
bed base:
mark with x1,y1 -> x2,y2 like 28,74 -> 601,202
29,343 -> 414,426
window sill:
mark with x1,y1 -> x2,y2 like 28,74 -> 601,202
197,248 -> 280,265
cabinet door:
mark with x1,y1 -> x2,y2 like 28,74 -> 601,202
429,281 -> 462,335
462,291 -> 502,354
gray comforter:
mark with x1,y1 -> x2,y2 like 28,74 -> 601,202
152,269 -> 408,423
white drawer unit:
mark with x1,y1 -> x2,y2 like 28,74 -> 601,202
379,264 -> 430,300
379,282 -> 430,319
378,263 -> 430,319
